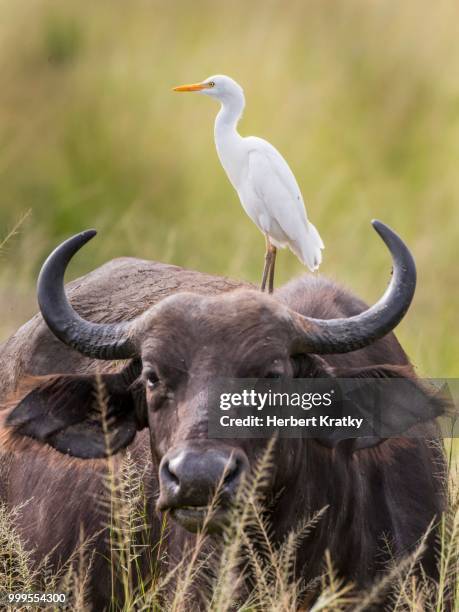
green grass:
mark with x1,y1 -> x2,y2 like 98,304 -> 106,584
0,0 -> 458,375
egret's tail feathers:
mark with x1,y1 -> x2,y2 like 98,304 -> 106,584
308,221 -> 325,250
292,221 -> 324,272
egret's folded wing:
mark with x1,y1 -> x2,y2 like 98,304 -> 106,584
247,145 -> 309,241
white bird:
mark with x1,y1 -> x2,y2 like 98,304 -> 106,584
173,74 -> 324,293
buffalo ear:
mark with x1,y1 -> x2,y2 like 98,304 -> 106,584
316,364 -> 446,451
6,363 -> 146,459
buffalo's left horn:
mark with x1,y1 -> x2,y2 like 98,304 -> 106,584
37,230 -> 138,360
291,220 -> 416,354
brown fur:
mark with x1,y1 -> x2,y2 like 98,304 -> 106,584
0,259 -> 446,609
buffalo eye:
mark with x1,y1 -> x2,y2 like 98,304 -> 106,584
291,354 -> 313,377
265,370 -> 283,379
145,370 -> 160,390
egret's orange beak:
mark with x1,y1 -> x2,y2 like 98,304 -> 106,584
173,82 -> 208,92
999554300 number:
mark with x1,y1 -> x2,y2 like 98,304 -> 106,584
1,592 -> 66,607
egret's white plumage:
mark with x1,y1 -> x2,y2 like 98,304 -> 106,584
173,74 -> 324,290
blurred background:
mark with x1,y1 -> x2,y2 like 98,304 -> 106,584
0,0 -> 457,376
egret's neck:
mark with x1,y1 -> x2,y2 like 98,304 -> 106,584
214,92 -> 245,145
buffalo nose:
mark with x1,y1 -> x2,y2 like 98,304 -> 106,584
157,445 -> 248,510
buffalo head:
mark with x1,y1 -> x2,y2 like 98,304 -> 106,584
7,221 -> 427,532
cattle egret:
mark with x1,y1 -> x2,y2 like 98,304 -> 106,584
173,74 -> 324,293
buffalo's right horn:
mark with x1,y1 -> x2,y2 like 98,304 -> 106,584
37,230 -> 138,360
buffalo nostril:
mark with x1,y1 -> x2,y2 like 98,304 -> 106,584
222,457 -> 243,490
223,470 -> 233,486
163,460 -> 180,487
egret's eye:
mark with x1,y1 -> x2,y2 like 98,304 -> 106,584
208,81 -> 215,88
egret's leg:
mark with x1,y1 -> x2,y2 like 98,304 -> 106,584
268,246 -> 277,294
260,236 -> 272,292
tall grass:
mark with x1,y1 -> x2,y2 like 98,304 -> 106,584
0,376 -> 457,609
0,439 -> 458,611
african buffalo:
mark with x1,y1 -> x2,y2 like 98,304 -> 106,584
0,220 -> 446,609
